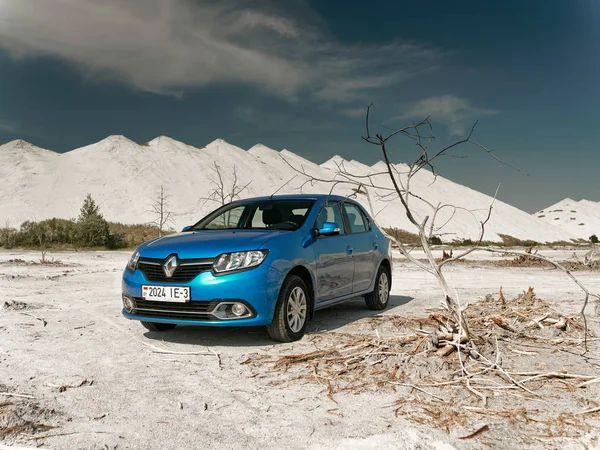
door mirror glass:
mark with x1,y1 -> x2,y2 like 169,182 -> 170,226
317,222 -> 340,237
181,225 -> 193,232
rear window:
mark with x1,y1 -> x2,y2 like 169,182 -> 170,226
343,203 -> 369,233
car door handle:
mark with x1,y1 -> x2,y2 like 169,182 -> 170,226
346,246 -> 353,255
372,242 -> 378,250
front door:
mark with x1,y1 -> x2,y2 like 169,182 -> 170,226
312,202 -> 354,302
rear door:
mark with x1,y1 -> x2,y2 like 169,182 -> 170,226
312,202 -> 355,302
342,202 -> 377,293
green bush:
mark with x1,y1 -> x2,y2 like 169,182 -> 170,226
382,228 -> 421,245
429,236 -> 443,245
497,234 -> 539,247
73,194 -> 111,247
0,225 -> 18,248
108,222 -> 167,248
17,218 -> 77,247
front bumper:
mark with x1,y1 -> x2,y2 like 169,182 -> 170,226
121,263 -> 282,327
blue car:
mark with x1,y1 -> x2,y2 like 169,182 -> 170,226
122,194 -> 392,342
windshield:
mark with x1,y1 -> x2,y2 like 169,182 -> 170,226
192,199 -> 316,231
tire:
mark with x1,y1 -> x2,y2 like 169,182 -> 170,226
266,275 -> 309,342
364,265 -> 390,310
141,321 -> 177,332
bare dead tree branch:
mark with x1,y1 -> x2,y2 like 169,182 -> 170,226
198,162 -> 252,207
148,185 -> 174,237
279,103 -> 597,367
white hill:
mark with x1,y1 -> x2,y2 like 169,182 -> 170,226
534,199 -> 600,240
0,136 -> 579,243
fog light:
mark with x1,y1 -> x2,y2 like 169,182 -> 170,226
123,295 -> 135,312
231,303 -> 248,317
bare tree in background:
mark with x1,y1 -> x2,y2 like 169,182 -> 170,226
198,162 -> 252,207
149,185 -> 174,237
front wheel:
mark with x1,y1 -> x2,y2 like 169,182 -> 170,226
364,266 -> 390,310
141,321 -> 177,332
266,275 -> 309,342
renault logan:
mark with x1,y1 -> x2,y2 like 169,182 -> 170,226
122,195 -> 392,342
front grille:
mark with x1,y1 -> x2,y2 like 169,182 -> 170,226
138,257 -> 213,283
131,298 -> 217,321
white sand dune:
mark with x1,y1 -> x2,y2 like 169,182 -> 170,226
0,136 -> 578,243
535,198 -> 600,240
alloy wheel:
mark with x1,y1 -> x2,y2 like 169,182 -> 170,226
286,286 -> 307,332
378,272 -> 389,304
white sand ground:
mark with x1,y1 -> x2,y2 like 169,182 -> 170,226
1,249 -> 599,449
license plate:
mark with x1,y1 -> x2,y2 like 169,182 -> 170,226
142,285 -> 190,302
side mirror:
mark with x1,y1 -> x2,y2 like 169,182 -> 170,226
316,222 -> 340,237
181,225 -> 193,232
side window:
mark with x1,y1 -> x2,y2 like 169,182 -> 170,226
250,208 -> 265,228
314,203 -> 345,234
343,204 -> 368,233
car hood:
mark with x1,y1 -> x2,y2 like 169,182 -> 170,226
138,230 -> 286,260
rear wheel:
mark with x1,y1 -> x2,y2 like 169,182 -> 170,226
364,265 -> 390,310
267,275 -> 309,342
141,321 -> 177,332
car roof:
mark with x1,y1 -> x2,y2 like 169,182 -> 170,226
231,194 -> 350,202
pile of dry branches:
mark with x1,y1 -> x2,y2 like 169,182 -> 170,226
246,289 -> 600,441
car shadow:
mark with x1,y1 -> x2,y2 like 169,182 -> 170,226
142,294 -> 414,348
143,326 -> 274,348
308,295 -> 413,333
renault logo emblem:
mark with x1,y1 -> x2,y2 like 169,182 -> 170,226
162,255 -> 178,278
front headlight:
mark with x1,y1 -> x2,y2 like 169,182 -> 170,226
212,250 -> 268,274
127,251 -> 140,272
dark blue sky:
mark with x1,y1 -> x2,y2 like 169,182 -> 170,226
1,0 -> 599,212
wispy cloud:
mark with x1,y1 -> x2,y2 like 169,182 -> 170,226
0,118 -> 18,133
339,107 -> 369,118
0,0 -> 441,103
397,95 -> 498,135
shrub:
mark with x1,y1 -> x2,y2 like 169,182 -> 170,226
2,198 -> 172,250
429,236 -> 443,245
17,220 -> 44,247
40,218 -> 77,245
591,234 -> 599,244
0,225 -> 18,248
382,228 -> 421,246
497,234 -> 539,247
108,222 -> 168,248
74,194 -> 111,247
